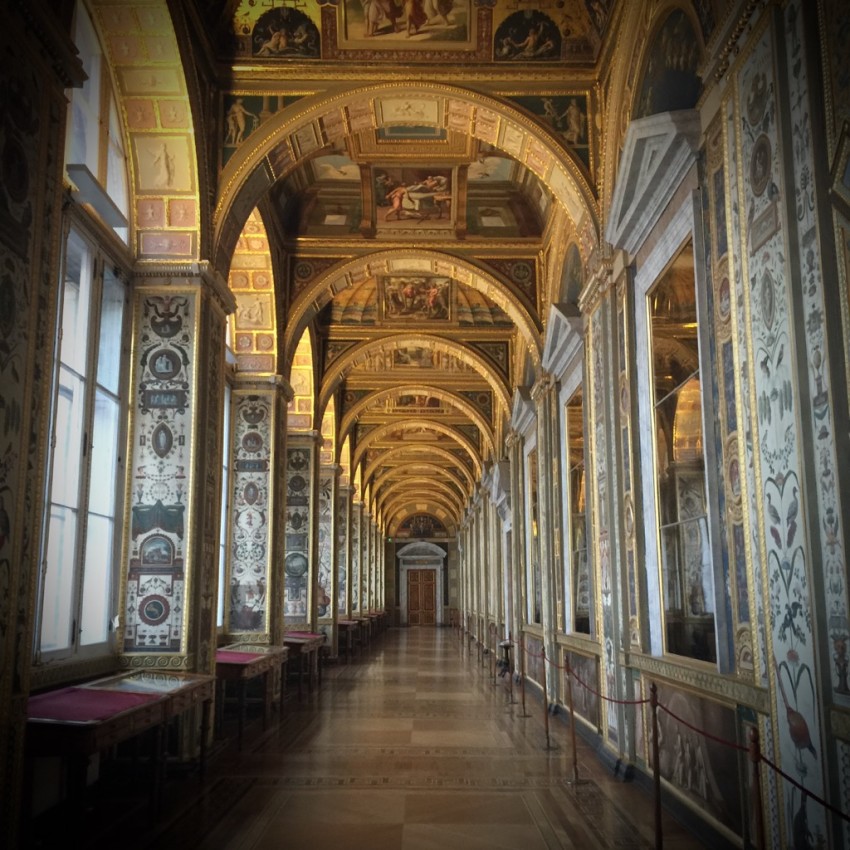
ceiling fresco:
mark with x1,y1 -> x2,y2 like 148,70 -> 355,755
205,0 -> 619,533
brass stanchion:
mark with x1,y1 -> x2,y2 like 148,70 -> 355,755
651,683 -> 662,850
507,632 -> 515,704
749,726 -> 765,850
519,632 -> 528,717
491,624 -> 497,685
541,645 -> 550,749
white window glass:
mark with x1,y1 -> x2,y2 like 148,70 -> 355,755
66,2 -> 130,243
527,448 -> 541,625
106,97 -> 129,221
65,3 -> 101,177
649,244 -> 716,663
97,268 -> 125,394
41,506 -> 78,652
218,384 -> 232,628
38,228 -> 126,660
566,390 -> 591,634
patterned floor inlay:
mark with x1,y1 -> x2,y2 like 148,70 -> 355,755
28,629 -> 710,849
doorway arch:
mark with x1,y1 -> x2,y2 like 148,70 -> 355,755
397,541 -> 448,627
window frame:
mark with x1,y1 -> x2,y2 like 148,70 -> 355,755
633,197 -> 729,669
34,207 -> 132,668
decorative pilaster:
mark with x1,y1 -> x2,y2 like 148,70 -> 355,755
337,485 -> 353,618
351,499 -> 362,615
583,256 -> 631,754
284,431 -> 320,631
225,375 -> 292,645
122,263 -> 234,676
317,464 -> 339,652
531,371 -> 562,701
505,429 -> 526,654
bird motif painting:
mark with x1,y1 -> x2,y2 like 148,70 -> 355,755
774,656 -> 817,774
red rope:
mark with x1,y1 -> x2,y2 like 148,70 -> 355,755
488,628 -> 850,824
658,704 -> 749,753
568,666 -> 650,706
759,754 -> 850,824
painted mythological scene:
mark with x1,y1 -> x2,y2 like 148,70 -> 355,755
381,275 -> 451,321
651,681 -> 743,838
344,0 -> 470,44
374,167 -> 454,230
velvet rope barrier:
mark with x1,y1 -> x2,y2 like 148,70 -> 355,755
504,634 -> 850,842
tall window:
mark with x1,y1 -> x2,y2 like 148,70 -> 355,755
526,447 -> 541,624
217,383 -> 233,629
648,243 -> 715,663
566,389 -> 591,634
38,227 -> 127,658
36,1 -> 131,663
64,2 -> 129,242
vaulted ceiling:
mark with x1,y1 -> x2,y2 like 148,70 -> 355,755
149,0 -> 707,541
201,0 -> 615,541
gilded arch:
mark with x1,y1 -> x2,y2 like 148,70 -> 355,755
213,82 -> 601,270
363,446 -> 476,496
284,250 -> 542,373
351,420 -> 481,478
320,334 -> 511,421
339,384 -> 495,458
376,477 -> 466,516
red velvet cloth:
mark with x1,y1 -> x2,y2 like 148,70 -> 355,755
215,650 -> 264,665
28,687 -> 163,723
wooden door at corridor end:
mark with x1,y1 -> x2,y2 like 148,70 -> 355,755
407,569 -> 436,625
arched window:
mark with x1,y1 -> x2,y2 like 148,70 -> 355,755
35,2 -> 132,668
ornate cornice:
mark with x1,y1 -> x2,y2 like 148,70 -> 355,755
710,0 -> 769,82
579,247 -> 615,315
233,372 -> 294,402
133,260 -> 236,314
627,651 -> 769,713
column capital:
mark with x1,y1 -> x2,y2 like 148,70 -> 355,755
504,429 -> 522,449
233,373 -> 294,401
579,244 -> 627,315
132,259 -> 236,315
530,370 -> 557,402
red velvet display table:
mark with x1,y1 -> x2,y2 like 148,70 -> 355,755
27,670 -> 214,818
283,632 -> 324,698
215,644 -> 288,750
338,619 -> 361,662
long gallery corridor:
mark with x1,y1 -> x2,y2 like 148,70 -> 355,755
40,628 -> 711,850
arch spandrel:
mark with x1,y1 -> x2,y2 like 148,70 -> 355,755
89,0 -> 203,262
213,83 -> 601,267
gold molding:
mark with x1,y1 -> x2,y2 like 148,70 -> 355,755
627,651 -> 770,713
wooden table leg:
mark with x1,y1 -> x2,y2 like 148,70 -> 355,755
199,698 -> 210,780
237,680 -> 246,751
